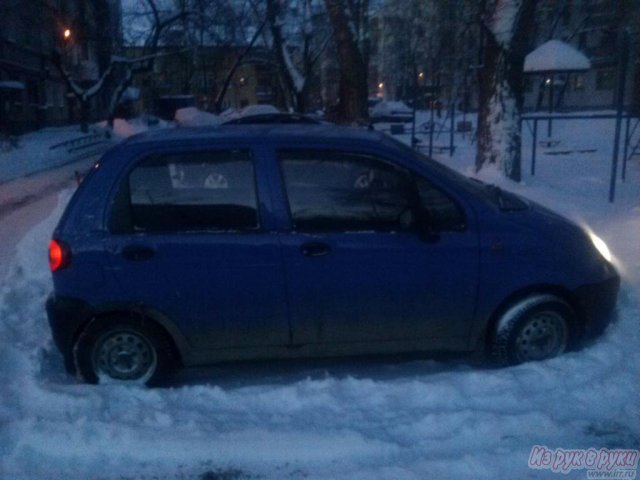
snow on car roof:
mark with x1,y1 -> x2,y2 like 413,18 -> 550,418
239,104 -> 280,116
123,123 -> 388,146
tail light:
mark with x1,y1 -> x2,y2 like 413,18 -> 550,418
49,239 -> 71,272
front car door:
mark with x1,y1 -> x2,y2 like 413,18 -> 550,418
276,148 -> 479,351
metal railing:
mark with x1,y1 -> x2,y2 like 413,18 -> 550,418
522,113 -> 640,202
49,130 -> 113,161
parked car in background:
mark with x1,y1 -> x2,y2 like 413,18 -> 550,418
174,107 -> 222,127
238,104 -> 280,118
370,100 -> 413,123
47,124 -> 619,385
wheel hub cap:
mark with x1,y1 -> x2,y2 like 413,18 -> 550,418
515,312 -> 567,362
94,331 -> 157,381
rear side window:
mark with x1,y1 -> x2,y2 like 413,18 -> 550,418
127,150 -> 258,232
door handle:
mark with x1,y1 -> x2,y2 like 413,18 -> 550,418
300,242 -> 331,257
121,245 -> 156,261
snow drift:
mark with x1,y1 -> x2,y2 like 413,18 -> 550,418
1,114 -> 639,479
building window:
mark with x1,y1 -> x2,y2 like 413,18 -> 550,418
524,78 -> 533,93
561,1 -> 572,26
600,29 -> 616,48
27,80 -> 39,105
578,32 -> 587,49
573,74 -> 585,91
58,85 -> 66,108
595,69 -> 616,90
81,42 -> 90,61
22,17 -> 32,46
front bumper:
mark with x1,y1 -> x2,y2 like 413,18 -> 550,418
46,294 -> 92,373
573,274 -> 620,339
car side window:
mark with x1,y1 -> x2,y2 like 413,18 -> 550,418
127,150 -> 258,232
279,150 -> 416,232
416,177 -> 466,231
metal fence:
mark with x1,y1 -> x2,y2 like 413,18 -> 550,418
522,113 -> 640,202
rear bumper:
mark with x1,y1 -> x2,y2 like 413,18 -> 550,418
573,274 -> 620,339
46,294 -> 91,373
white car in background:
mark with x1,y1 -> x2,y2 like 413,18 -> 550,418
370,100 -> 413,123
174,107 -> 222,127
239,104 -> 280,118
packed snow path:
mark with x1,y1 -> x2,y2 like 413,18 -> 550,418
1,119 -> 639,479
0,158 -> 98,281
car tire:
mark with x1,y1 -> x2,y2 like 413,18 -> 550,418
489,294 -> 575,366
74,315 -> 175,386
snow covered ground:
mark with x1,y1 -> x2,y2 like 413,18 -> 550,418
0,157 -> 98,281
0,114 -> 639,479
0,117 -> 168,184
0,126 -> 111,184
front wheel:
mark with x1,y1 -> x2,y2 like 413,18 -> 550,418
489,295 -> 575,366
74,316 -> 175,385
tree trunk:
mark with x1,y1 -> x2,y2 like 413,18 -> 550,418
475,0 -> 535,181
324,0 -> 368,123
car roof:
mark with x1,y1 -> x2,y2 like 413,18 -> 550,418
121,124 -> 391,148
222,112 -> 321,125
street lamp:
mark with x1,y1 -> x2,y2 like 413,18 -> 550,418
63,28 -> 71,41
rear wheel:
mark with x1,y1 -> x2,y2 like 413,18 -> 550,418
74,315 -> 175,385
489,295 -> 574,365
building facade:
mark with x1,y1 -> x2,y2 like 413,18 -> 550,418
523,0 -> 640,112
127,45 -> 283,117
367,0 -> 639,114
0,0 -> 121,135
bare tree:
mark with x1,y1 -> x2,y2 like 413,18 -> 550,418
475,0 -> 535,180
263,0 -> 331,112
208,0 -> 267,112
133,0 -> 267,113
52,0 -> 194,132
213,18 -> 267,112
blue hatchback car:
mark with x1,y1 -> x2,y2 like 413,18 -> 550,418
46,124 -> 619,384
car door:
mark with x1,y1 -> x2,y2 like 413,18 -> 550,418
276,148 -> 479,348
105,146 -> 289,350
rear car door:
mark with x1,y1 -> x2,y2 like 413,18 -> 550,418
105,146 -> 289,350
276,148 -> 479,349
